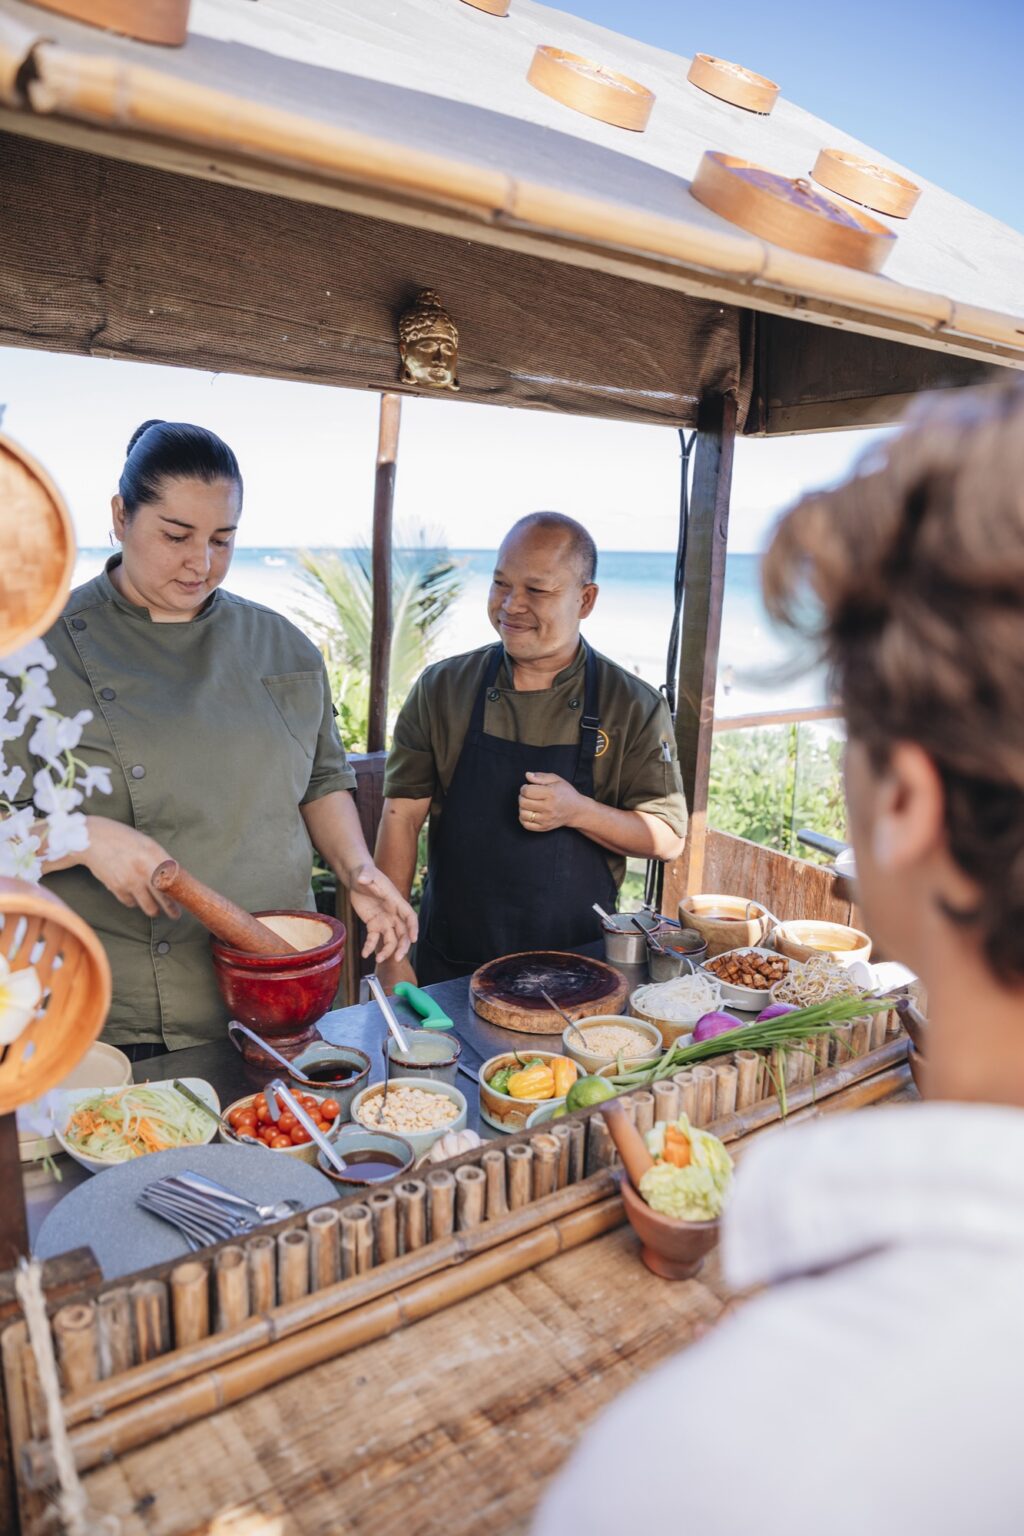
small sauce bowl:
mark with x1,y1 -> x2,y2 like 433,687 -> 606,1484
316,1128 -> 415,1188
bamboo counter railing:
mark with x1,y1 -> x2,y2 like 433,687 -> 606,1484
2,1017 -> 909,1519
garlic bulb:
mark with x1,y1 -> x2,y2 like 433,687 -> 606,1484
428,1128 -> 482,1164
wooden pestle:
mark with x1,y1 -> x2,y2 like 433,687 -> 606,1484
602,1099 -> 654,1189
151,859 -> 297,956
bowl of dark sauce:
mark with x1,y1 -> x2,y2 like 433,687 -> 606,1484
289,1043 -> 370,1118
316,1128 -> 415,1187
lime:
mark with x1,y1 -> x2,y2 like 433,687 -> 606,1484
552,1104 -> 568,1119
566,1075 -> 616,1112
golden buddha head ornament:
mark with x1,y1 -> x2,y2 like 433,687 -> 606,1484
398,289 -> 460,392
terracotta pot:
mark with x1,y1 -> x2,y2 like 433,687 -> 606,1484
678,894 -> 771,957
211,910 -> 345,1063
619,1174 -> 719,1280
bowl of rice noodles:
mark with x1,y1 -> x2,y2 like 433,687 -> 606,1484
630,970 -> 725,1046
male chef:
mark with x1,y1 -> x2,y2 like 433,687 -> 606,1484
375,513 -> 688,986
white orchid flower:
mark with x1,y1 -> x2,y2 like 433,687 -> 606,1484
0,641 -> 56,678
0,679 -> 14,717
16,667 -> 57,719
32,768 -> 83,816
0,762 -> 26,801
27,709 -> 92,766
0,836 -> 43,882
76,764 -> 112,798
0,955 -> 42,1046
43,811 -> 90,861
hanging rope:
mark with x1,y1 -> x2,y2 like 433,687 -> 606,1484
14,1260 -> 119,1536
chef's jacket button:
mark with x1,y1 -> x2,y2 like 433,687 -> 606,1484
156,941 -> 171,956
568,698 -> 580,709
131,765 -> 146,780
487,689 -> 500,703
99,687 -> 116,701
70,618 -> 87,631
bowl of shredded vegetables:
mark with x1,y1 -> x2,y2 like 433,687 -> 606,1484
55,1079 -> 220,1174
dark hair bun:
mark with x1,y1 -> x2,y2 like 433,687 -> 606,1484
118,421 -> 243,519
126,420 -> 165,456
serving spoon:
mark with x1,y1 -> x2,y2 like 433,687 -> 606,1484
226,1021 -> 330,1089
266,1078 -> 349,1175
173,1079 -> 266,1151
539,987 -> 589,1053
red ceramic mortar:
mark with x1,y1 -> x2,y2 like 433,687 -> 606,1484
211,909 -> 346,1066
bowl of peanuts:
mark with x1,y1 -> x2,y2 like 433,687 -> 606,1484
701,946 -> 792,1011
349,1077 -> 468,1160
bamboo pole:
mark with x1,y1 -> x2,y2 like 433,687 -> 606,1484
481,1148 -> 508,1218
53,1303 -> 98,1396
832,1022 -> 854,1064
713,1061 -> 738,1119
506,1144 -> 533,1208
97,1288 -> 134,1379
585,1115 -> 617,1174
171,1263 -> 209,1349
130,1281 -> 169,1364
531,1134 -> 559,1201
214,1248 -> 250,1333
692,1064 -> 716,1127
707,1039 -> 909,1145
454,1165 -> 486,1231
367,393 -> 401,754
567,1119 -> 586,1184
631,1090 -> 655,1138
25,1199 -> 627,1484
339,1205 -> 374,1279
18,1338 -> 49,1439
368,1189 -> 398,1265
673,1069 -> 696,1121
850,1016 -> 871,1059
734,1050 -> 759,1110
425,1169 -> 456,1242
277,1230 -> 310,1305
246,1237 -> 277,1315
652,1080 -> 680,1124
549,1123 -> 572,1188
396,1180 -> 427,1253
308,1208 -> 341,1291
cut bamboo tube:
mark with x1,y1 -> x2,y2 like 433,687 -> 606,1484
454,1164 -> 486,1230
832,1022 -> 854,1064
815,1033 -> 832,1073
277,1229 -> 310,1304
550,1122 -> 572,1188
631,1090 -> 655,1137
618,1096 -> 636,1128
396,1180 -> 427,1252
53,1303 -> 98,1395
652,1079 -> 680,1124
97,1288 -> 134,1379
692,1064 -> 716,1126
26,1199 -> 627,1483
308,1208 -> 341,1291
368,1189 -> 398,1264
19,1340 -> 49,1439
246,1236 -> 277,1315
708,1039 -> 909,1145
851,1016 -> 871,1059
506,1143 -> 534,1207
567,1118 -> 586,1184
481,1148 -> 508,1219
869,1009 -> 888,1052
585,1114 -> 617,1173
426,1169 -> 456,1242
734,1050 -> 759,1109
131,1281 -> 169,1365
531,1134 -> 559,1201
798,1039 -> 817,1086
58,1169 -> 620,1435
340,1205 -> 374,1279
713,1061 -> 738,1118
214,1247 -> 249,1333
673,1069 -> 696,1121
171,1262 -> 209,1349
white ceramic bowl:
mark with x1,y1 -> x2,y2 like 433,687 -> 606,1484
218,1087 -> 345,1165
629,973 -> 725,1047
478,1051 -> 570,1134
350,1076 -> 467,1159
701,947 -> 792,1012
561,1014 -> 663,1075
774,920 -> 872,968
55,1077 -> 219,1175
18,1041 -> 132,1163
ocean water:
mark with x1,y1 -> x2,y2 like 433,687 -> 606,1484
72,548 -> 825,717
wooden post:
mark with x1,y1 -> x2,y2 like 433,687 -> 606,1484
0,1115 -> 28,1270
664,392 -> 737,909
367,392 -> 401,755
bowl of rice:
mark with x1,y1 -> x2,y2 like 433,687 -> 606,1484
629,971 -> 725,1046
562,1015 -> 663,1074
350,1077 -> 467,1160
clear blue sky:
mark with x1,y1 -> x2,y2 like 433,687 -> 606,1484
560,0 -> 1022,231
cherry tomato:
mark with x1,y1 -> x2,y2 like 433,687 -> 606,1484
277,1111 -> 297,1134
253,1094 -> 267,1110
290,1125 -> 312,1145
259,1127 -> 276,1145
301,1095 -> 320,1112
236,1109 -> 257,1128
319,1100 -> 340,1121
227,1107 -> 247,1129
270,1134 -> 293,1150
256,1103 -> 274,1124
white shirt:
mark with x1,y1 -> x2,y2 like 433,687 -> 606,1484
533,1103 -> 1024,1536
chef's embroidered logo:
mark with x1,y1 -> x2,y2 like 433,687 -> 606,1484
594,728 -> 610,758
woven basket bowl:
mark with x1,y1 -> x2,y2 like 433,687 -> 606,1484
0,435 -> 76,658
0,879 -> 112,1114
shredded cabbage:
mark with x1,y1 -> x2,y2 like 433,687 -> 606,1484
63,1086 -> 212,1163
640,1113 -> 733,1221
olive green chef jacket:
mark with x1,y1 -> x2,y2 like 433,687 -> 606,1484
384,642 -> 688,889
12,558 -> 355,1050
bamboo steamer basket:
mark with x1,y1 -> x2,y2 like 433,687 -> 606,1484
527,46 -> 655,131
812,148 -> 921,218
0,879 -> 112,1115
27,0 -> 190,45
691,152 -> 897,273
687,54 -> 779,114
461,0 -> 510,13
0,435 -> 76,658
677,894 -> 772,958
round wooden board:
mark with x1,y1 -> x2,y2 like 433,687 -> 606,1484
0,434 -> 76,658
691,151 -> 897,273
687,54 -> 779,114
812,148 -> 920,218
527,46 -> 654,131
471,950 -> 628,1033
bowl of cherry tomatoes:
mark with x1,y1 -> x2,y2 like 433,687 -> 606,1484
219,1087 -> 344,1164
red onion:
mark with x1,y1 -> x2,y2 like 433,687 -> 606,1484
692,1011 -> 740,1042
756,1002 -> 798,1022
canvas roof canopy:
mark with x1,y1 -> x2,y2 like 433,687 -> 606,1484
0,0 -> 1021,430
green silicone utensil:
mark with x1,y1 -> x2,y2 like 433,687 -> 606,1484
393,982 -> 454,1030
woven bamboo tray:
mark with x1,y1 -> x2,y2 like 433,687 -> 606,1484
687,54 -> 779,114
0,879 -> 112,1116
812,148 -> 921,218
691,151 -> 897,272
28,0 -> 190,45
527,45 -> 655,131
2,1017 -> 908,1505
0,436 -> 76,659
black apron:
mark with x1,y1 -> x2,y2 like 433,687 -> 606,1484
416,642 -> 618,983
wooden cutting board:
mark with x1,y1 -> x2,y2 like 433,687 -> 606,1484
470,951 -> 628,1033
